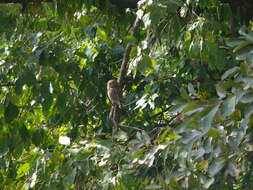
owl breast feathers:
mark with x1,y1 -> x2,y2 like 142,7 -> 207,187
107,80 -> 121,108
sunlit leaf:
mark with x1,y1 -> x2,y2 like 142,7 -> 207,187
197,160 -> 209,171
97,27 -> 107,41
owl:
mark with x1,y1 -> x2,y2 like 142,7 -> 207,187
107,79 -> 122,108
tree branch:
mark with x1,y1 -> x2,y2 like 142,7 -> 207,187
110,10 -> 142,137
118,16 -> 142,86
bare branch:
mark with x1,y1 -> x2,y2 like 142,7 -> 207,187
117,17 -> 142,86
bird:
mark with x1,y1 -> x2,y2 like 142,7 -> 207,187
107,79 -> 122,108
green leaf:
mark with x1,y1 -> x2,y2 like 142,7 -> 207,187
19,124 -> 30,142
39,50 -> 49,65
17,163 -> 30,179
189,41 -> 200,58
137,55 -> 153,74
240,92 -> 253,103
63,168 -> 76,186
42,94 -> 53,114
235,44 -> 253,61
215,83 -> 227,99
180,87 -> 191,101
181,130 -> 202,144
56,93 -> 67,114
145,185 -> 162,189
97,27 -> 107,41
123,35 -> 137,44
221,66 -> 240,80
187,83 -> 196,95
32,129 -> 44,146
203,177 -> 215,189
0,136 -> 9,158
201,103 -> 220,133
220,95 -> 236,118
4,102 -> 19,123
226,40 -> 246,48
239,28 -> 253,43
0,103 -> 4,116
192,147 -> 205,159
24,71 -> 37,86
184,101 -> 203,116
197,160 -> 209,171
15,77 -> 24,95
208,159 -> 225,177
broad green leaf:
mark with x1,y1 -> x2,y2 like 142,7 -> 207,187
180,87 -> 191,101
137,55 -> 153,74
189,41 -> 200,58
187,83 -> 196,95
201,103 -> 220,133
246,51 -> 253,65
114,130 -> 128,141
145,185 -> 162,189
197,160 -> 209,171
123,35 -> 137,44
183,101 -> 204,116
32,129 -> 44,146
240,92 -> 253,103
15,77 -> 24,95
208,159 -> 225,177
0,136 -> 9,158
184,31 -> 191,41
56,93 -> 67,114
39,50 -> 49,65
203,177 -> 215,189
233,41 -> 252,53
239,28 -> 253,43
181,130 -> 202,144
0,103 -> 4,116
17,163 -> 30,179
226,40 -> 246,48
24,71 -> 37,86
4,102 -> 19,123
63,168 -> 76,185
221,66 -> 240,80
192,147 -> 205,159
19,125 -> 30,142
204,138 -> 213,153
220,95 -> 236,118
42,94 -> 53,114
236,45 -> 253,61
97,27 -> 107,41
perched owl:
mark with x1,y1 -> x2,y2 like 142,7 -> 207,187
107,79 -> 122,108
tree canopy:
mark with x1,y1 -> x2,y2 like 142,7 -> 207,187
0,0 -> 253,189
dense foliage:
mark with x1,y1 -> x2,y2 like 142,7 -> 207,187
0,0 -> 253,189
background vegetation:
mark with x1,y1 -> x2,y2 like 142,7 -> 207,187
0,0 -> 253,189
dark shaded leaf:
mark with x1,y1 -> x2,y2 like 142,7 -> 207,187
4,102 -> 19,123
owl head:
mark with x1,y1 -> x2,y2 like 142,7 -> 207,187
107,79 -> 118,88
